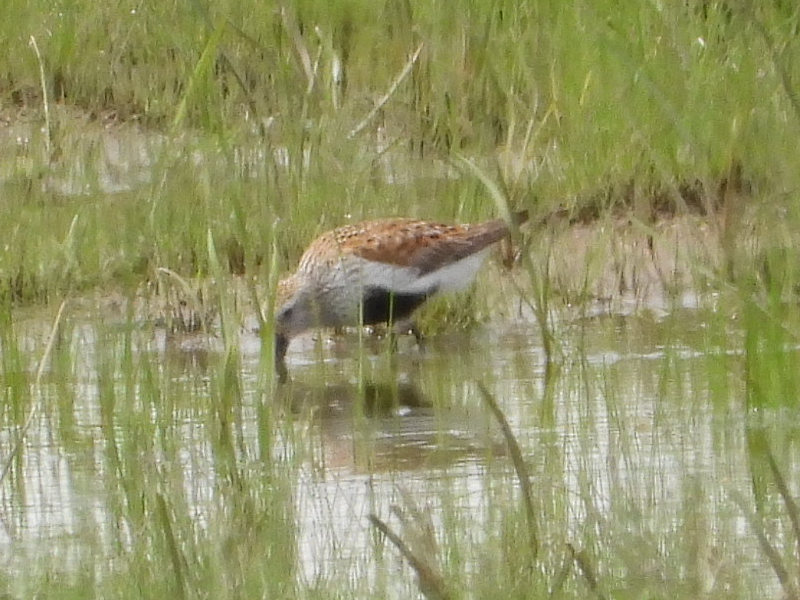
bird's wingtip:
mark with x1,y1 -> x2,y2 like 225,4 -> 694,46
512,209 -> 529,225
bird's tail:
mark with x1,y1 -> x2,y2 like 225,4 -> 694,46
510,209 -> 529,226
497,209 -> 528,269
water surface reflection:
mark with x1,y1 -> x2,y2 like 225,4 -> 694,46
0,308 -> 786,596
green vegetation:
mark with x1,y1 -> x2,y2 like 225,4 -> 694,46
0,0 -> 799,303
2,0 -> 800,598
3,296 -> 798,599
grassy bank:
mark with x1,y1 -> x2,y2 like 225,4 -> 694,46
0,1 -> 799,307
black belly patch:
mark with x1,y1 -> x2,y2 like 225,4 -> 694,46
361,287 -> 433,325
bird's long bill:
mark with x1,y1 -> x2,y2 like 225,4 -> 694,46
275,333 -> 289,382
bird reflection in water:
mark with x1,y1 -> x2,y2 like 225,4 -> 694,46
274,377 -> 506,472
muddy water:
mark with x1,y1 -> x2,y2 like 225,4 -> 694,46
1,297 -> 782,596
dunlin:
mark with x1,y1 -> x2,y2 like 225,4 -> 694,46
274,211 -> 527,379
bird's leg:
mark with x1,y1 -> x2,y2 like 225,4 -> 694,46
391,319 -> 425,352
409,322 -> 424,349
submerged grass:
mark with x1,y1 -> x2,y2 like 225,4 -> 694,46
0,270 -> 798,598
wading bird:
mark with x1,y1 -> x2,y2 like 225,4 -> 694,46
274,211 -> 527,380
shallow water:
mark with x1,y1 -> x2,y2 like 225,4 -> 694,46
0,115 -> 789,596
1,297 -> 790,598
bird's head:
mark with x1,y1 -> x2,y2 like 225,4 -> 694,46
274,274 -> 326,380
274,274 -> 315,382
274,274 -> 317,340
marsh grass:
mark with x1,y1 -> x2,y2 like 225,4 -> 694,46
3,1 -> 800,599
0,311 -> 301,598
0,1 -> 799,306
1,281 -> 798,599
